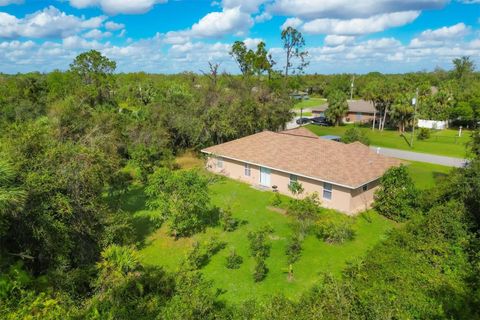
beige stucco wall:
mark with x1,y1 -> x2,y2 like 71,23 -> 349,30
205,156 -> 377,215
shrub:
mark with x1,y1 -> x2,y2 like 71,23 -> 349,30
220,207 -> 239,232
287,193 -> 321,235
288,181 -> 304,197
341,127 -> 370,145
270,193 -> 282,207
247,229 -> 271,259
315,218 -> 355,244
183,237 -> 226,271
285,234 -> 303,264
417,128 -> 431,140
373,165 -> 418,222
253,257 -> 268,282
225,248 -> 243,269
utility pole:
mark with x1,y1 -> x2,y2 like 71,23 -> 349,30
410,88 -> 418,148
350,75 -> 355,100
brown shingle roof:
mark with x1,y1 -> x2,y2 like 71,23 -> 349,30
280,127 -> 319,139
201,131 -> 401,188
312,99 -> 375,114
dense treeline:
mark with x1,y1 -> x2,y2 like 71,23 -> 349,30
1,48 -> 480,319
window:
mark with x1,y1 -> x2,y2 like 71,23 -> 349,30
323,182 -> 332,200
216,157 -> 223,168
289,174 -> 297,186
244,163 -> 251,176
362,184 -> 368,192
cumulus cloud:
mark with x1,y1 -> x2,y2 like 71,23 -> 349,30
302,11 -> 420,35
221,0 -> 267,13
243,37 -> 263,49
83,29 -> 112,39
105,21 -> 125,31
409,23 -> 471,48
268,0 -> 447,19
0,0 -> 23,5
166,6 -> 254,41
280,17 -> 303,30
0,6 -> 106,39
324,35 -> 355,46
68,0 -> 167,15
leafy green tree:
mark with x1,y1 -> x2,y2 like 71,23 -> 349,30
374,165 -> 417,221
341,127 -> 370,145
0,161 -> 26,237
69,50 -> 117,107
325,90 -> 348,126
452,56 -> 475,80
146,168 -> 212,237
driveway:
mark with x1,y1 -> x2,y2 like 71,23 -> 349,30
370,146 -> 469,168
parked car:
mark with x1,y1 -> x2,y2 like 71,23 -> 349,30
311,116 -> 330,126
296,117 -> 312,125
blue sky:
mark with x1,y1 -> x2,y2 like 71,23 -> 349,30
0,0 -> 479,74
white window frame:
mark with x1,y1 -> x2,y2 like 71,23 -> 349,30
244,163 -> 251,176
216,157 -> 223,168
323,182 -> 333,200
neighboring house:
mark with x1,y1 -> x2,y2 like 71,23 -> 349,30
201,127 -> 401,215
312,99 -> 376,124
290,91 -> 309,100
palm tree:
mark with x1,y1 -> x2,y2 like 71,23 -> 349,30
325,90 -> 348,126
390,99 -> 414,133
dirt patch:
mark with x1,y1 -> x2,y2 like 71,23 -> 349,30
267,206 -> 287,215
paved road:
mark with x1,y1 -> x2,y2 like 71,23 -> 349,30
370,146 -> 469,168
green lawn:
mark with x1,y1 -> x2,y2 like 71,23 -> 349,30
406,161 -> 451,190
293,97 -> 326,110
126,176 -> 396,305
306,124 -> 471,158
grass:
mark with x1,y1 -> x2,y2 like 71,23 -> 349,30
293,97 -> 326,110
306,124 -> 471,158
406,161 -> 451,190
126,173 -> 396,304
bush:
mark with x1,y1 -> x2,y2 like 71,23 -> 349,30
247,229 -> 271,259
183,237 -> 226,271
315,218 -> 355,244
225,248 -> 243,269
270,193 -> 282,207
253,258 -> 268,282
373,165 -> 418,222
417,128 -> 431,140
285,234 -> 303,264
341,127 -> 370,145
220,207 -> 239,232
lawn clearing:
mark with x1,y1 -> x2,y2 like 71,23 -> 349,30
129,175 -> 396,304
306,124 -> 471,158
406,161 -> 451,189
293,97 -> 326,110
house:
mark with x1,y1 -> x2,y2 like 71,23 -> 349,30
201,127 -> 401,215
290,91 -> 310,100
312,99 -> 376,124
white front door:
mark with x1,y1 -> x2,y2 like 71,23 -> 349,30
260,167 -> 271,186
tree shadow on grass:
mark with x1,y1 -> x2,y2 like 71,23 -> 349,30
433,171 -> 448,184
111,185 -> 162,249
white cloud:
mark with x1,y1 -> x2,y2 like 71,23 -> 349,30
105,21 -> 125,31
324,35 -> 355,46
302,11 -> 420,35
268,0 -> 447,19
62,35 -> 105,49
83,29 -> 112,39
243,37 -> 263,49
409,23 -> 470,48
416,22 -> 469,40
281,17 -> 303,30
254,11 -> 272,22
0,6 -> 106,39
190,7 -> 254,37
0,0 -> 23,5
68,0 -> 167,15
221,0 -> 267,13
166,6 -> 254,41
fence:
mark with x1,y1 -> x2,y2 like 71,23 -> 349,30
418,119 -> 448,130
